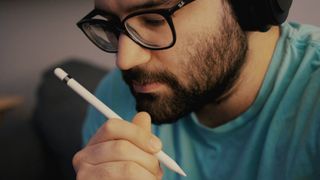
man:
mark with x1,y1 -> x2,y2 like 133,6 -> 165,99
72,0 -> 320,179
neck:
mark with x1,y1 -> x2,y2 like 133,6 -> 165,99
195,26 -> 280,128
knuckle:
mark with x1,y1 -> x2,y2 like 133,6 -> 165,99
98,166 -> 114,179
75,162 -> 89,180
102,119 -> 118,136
132,127 -> 148,145
150,157 -> 160,170
76,167 -> 85,180
135,127 -> 145,138
147,157 -> 161,177
122,162 -> 139,177
72,151 -> 83,170
111,140 -> 129,155
76,163 -> 115,180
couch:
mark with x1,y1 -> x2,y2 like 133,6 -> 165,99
0,59 -> 108,180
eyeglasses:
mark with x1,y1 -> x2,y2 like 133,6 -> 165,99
77,0 -> 195,53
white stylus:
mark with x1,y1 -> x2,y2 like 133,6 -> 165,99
54,68 -> 187,177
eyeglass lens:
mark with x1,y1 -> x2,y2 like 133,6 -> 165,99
81,13 -> 173,52
82,22 -> 118,52
124,13 -> 173,48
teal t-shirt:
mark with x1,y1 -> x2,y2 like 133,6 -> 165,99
82,22 -> 320,180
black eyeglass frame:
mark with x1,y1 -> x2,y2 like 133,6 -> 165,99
77,0 -> 195,53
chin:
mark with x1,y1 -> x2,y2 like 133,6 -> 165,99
134,92 -> 191,125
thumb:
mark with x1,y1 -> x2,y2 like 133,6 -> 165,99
132,112 -> 162,153
132,111 -> 152,132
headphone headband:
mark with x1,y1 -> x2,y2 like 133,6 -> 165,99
229,0 -> 293,31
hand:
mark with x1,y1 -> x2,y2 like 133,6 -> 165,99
73,112 -> 163,180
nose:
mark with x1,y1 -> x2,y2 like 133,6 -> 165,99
116,34 -> 152,70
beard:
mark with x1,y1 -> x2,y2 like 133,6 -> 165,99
122,2 -> 248,125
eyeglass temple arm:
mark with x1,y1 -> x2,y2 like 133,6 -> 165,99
169,0 -> 195,14
81,9 -> 110,21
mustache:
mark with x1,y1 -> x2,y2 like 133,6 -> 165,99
122,68 -> 180,88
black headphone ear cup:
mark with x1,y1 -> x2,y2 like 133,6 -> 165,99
230,0 -> 293,31
268,0 -> 293,25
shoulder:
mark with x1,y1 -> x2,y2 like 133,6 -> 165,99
277,22 -> 320,75
281,22 -> 320,60
280,22 -> 320,146
275,22 -> 320,103
268,22 -> 320,134
262,23 -> 320,160
284,22 -> 320,45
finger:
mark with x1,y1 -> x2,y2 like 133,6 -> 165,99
132,112 -> 152,132
87,118 -> 162,153
76,161 -> 157,180
73,140 -> 161,175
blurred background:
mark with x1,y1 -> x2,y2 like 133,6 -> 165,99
0,0 -> 319,179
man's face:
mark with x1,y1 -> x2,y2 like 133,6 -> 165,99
96,0 -> 248,124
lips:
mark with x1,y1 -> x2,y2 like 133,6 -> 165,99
132,81 -> 163,93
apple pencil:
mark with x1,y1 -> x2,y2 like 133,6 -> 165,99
54,67 -> 187,177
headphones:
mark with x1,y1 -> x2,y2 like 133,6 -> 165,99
229,0 -> 293,31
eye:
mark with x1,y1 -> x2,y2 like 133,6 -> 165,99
139,14 -> 166,27
143,17 -> 165,26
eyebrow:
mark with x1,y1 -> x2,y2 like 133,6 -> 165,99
124,0 -> 172,13
93,0 -> 173,18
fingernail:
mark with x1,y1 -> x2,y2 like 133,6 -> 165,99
149,135 -> 161,151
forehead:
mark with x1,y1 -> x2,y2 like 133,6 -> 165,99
95,0 -> 172,14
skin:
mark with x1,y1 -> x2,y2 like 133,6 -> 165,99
121,0 -> 249,124
73,0 -> 280,179
73,112 -> 163,179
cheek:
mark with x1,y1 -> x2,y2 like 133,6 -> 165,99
151,45 -> 192,88
173,0 -> 223,38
